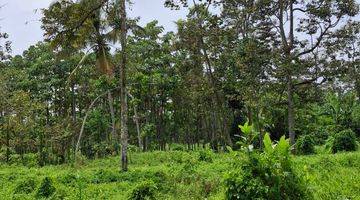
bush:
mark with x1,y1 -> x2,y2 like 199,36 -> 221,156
74,152 -> 87,166
150,171 -> 168,186
332,129 -> 358,153
312,127 -> 331,145
13,178 -> 36,194
128,145 -> 141,153
225,168 -> 268,200
296,135 -> 315,155
58,173 -> 78,187
224,134 -> 311,200
9,154 -> 21,165
128,181 -> 157,200
92,169 -> 119,183
22,153 -> 39,167
198,149 -> 213,162
323,136 -> 335,153
170,143 -> 186,151
36,177 -> 56,198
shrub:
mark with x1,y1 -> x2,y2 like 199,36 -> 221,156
74,152 -> 87,166
58,173 -> 78,187
36,177 -> 56,198
92,169 -> 119,183
225,168 -> 268,200
22,153 -> 39,167
128,145 -> 141,153
312,127 -> 331,145
323,136 -> 335,153
128,181 -> 157,200
9,154 -> 21,165
13,178 -> 36,194
150,171 -> 168,186
53,186 -> 68,200
201,178 -> 217,197
198,149 -> 213,162
224,134 -> 311,200
296,135 -> 315,155
332,129 -> 357,153
170,143 -> 186,151
177,158 -> 198,183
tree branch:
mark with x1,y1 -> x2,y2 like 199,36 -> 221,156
75,86 -> 120,153
296,17 -> 342,57
293,77 -> 327,87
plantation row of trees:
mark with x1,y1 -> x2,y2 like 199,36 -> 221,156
0,0 -> 360,170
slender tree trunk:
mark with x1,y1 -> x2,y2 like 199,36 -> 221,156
133,106 -> 142,151
76,90 -> 114,152
6,122 -> 10,163
355,79 -> 360,100
107,91 -> 116,141
71,83 -> 76,123
287,75 -> 295,145
119,0 -> 128,171
127,92 -> 142,150
278,0 -> 296,146
288,0 -> 296,146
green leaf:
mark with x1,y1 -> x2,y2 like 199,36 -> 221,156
226,146 -> 233,153
276,135 -> 290,157
263,132 -> 273,154
238,121 -> 252,135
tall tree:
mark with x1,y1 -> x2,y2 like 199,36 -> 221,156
118,0 -> 128,171
234,0 -> 360,145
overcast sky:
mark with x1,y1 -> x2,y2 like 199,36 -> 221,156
0,0 -> 188,55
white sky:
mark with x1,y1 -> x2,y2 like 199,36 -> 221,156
0,0 -> 188,55
2,0 -> 360,56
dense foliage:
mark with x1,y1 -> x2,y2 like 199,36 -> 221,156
331,129 -> 358,153
0,151 -> 359,199
225,123 -> 310,200
296,135 -> 316,155
1,0 -> 360,199
0,0 -> 359,167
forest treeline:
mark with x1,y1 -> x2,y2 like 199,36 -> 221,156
0,0 -> 360,169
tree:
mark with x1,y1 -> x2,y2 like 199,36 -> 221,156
0,26 -> 11,61
118,0 -> 129,171
230,0 -> 360,145
42,0 -> 131,170
325,21 -> 360,99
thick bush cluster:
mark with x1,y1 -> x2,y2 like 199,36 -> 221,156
296,135 -> 315,155
36,177 -> 56,198
332,129 -> 358,153
198,149 -> 213,162
225,134 -> 311,200
13,178 -> 36,194
92,169 -> 119,184
128,181 -> 157,200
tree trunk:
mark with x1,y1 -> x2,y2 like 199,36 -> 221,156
119,0 -> 128,171
71,83 -> 76,123
107,91 -> 116,142
355,79 -> 360,100
287,75 -> 295,145
6,124 -> 10,163
133,104 -> 142,150
76,90 -> 114,152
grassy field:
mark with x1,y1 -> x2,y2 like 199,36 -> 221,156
0,150 -> 359,200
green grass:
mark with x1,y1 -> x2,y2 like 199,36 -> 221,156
0,150 -> 359,199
